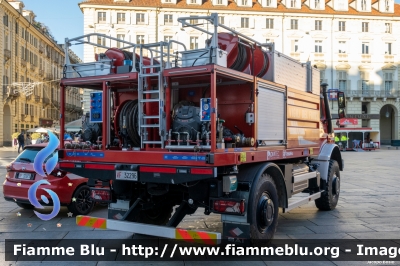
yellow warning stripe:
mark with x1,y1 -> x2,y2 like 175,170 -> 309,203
76,215 -> 107,229
175,228 -> 218,245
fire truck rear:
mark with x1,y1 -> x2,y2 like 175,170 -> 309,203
58,14 -> 346,242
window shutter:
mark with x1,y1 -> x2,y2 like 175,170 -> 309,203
111,11 -> 116,24
249,18 -> 255,29
347,80 -> 351,90
132,13 -> 136,24
125,12 -> 130,24
106,12 -> 110,24
393,81 -> 398,91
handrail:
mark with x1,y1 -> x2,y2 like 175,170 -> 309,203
177,13 -> 273,50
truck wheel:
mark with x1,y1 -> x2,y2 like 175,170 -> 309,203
67,185 -> 95,215
248,173 -> 279,242
315,160 -> 340,211
17,203 -> 34,209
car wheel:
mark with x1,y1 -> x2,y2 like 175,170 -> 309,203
67,185 -> 94,215
16,203 -> 34,209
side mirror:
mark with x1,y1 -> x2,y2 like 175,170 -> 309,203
338,91 -> 346,108
338,108 -> 346,119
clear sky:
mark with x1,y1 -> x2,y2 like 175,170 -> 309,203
20,0 -> 84,59
18,0 -> 400,60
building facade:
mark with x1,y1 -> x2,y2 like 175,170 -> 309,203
80,0 -> 400,144
0,0 -> 82,146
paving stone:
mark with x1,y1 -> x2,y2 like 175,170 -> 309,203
63,230 -> 134,239
287,233 -> 355,240
363,224 -> 400,232
306,219 -> 366,226
348,232 -> 400,239
0,231 -> 68,241
305,225 -> 375,234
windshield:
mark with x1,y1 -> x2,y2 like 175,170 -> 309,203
14,147 -> 56,163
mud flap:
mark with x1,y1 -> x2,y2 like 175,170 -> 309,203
223,222 -> 251,244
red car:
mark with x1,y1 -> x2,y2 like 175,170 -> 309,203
3,143 -> 94,215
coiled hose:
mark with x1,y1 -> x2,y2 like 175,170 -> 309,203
119,99 -> 141,147
230,43 -> 248,71
257,50 -> 269,77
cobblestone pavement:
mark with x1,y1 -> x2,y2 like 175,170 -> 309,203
0,147 -> 399,265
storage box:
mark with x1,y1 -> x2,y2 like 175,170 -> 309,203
181,48 -> 227,68
72,62 -> 111,77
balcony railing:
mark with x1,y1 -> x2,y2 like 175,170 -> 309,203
45,73 -> 53,80
384,55 -> 394,63
361,54 -> 371,63
314,53 -> 324,61
39,69 -> 44,76
35,96 -> 41,102
30,64 -> 36,71
39,45 -> 44,54
290,52 -> 300,61
338,53 -> 348,62
4,49 -> 11,60
43,97 -> 50,105
346,89 -> 400,98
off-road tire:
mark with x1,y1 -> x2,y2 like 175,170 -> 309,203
315,160 -> 340,211
248,173 -> 279,242
17,203 -> 34,209
67,185 -> 95,215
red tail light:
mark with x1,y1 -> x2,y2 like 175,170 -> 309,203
91,188 -> 111,202
213,200 -> 245,214
5,164 -> 12,172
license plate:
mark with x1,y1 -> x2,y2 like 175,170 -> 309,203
17,172 -> 33,180
115,170 -> 138,181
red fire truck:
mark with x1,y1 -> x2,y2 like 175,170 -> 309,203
59,14 -> 346,242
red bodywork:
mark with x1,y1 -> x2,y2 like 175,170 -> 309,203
2,144 -> 88,205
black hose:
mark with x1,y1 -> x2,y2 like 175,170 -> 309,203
192,50 -> 210,66
230,43 -> 248,72
257,50 -> 269,77
118,99 -> 141,147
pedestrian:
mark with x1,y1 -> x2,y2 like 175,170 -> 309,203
17,132 -> 25,153
26,134 -> 32,145
340,134 -> 347,150
13,137 -> 18,149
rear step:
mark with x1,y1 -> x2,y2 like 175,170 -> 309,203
283,192 -> 321,213
76,215 -> 220,244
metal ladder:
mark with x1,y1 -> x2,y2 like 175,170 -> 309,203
137,42 -> 166,148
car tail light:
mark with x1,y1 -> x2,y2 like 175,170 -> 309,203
5,164 -> 12,172
51,169 -> 67,178
91,188 -> 111,202
213,199 -> 245,215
